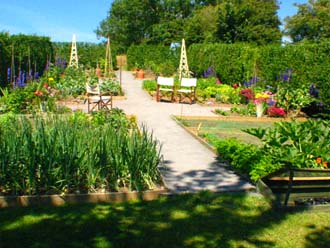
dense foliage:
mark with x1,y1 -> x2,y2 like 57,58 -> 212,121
213,119 -> 330,181
0,110 -> 161,195
127,45 -> 180,75
53,42 -> 117,70
96,0 -> 281,52
0,33 -> 53,87
284,0 -> 330,42
0,33 -> 115,89
131,41 -> 330,107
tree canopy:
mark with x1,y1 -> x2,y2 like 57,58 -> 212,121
284,0 -> 330,42
96,0 -> 282,52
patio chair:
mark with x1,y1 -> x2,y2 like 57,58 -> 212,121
86,82 -> 112,113
177,77 -> 197,104
156,76 -> 175,102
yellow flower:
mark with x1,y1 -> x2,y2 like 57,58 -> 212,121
255,93 -> 269,99
48,77 -> 54,82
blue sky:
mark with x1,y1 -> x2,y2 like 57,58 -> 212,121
0,0 -> 308,43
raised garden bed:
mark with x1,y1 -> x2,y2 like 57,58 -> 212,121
257,168 -> 330,211
0,188 -> 168,208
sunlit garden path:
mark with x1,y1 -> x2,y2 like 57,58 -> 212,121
112,71 -> 254,193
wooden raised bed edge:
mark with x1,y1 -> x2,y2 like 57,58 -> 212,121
1,166 -> 169,208
257,168 -> 330,211
0,189 -> 168,208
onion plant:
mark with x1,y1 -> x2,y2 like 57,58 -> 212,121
0,111 -> 161,196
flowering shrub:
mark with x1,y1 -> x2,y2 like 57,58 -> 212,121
33,81 -> 57,112
242,76 -> 259,87
275,69 -> 313,115
314,157 -> 328,169
254,92 -> 270,104
267,106 -> 286,117
239,88 -> 254,103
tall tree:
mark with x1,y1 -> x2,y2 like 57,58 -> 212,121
284,0 -> 330,42
147,0 -> 195,45
184,5 -> 219,44
96,0 -> 281,51
96,0 -> 160,53
216,0 -> 281,45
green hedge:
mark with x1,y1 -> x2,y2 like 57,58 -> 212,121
127,45 -> 180,76
128,41 -> 330,105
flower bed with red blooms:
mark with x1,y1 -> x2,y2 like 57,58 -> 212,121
267,106 -> 286,117
239,88 -> 254,102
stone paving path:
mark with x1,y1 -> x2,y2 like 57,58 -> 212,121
76,71 -> 255,193
112,71 -> 254,193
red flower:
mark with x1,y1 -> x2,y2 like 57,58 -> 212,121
34,90 -> 43,96
267,106 -> 286,117
240,88 -> 255,100
316,157 -> 322,164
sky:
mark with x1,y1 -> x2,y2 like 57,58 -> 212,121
0,0 -> 308,43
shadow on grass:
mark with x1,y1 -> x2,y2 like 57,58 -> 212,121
0,191 -> 313,248
304,225 -> 330,248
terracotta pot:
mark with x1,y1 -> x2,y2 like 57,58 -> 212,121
136,70 -> 144,79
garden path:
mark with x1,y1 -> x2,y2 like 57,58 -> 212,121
74,71 -> 254,193
111,71 -> 255,193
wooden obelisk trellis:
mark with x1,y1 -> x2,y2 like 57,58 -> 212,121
104,37 -> 114,77
178,38 -> 190,80
69,34 -> 78,68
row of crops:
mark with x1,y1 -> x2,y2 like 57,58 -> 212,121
0,110 -> 162,196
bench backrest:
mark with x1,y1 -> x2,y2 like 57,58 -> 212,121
180,78 -> 197,87
157,76 -> 174,86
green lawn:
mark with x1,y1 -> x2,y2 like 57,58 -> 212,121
1,192 -> 330,248
177,118 -> 275,145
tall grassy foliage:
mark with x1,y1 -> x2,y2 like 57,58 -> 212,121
0,111 -> 161,195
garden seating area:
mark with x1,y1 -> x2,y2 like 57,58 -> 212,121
156,76 -> 175,102
85,82 -> 113,113
155,76 -> 197,104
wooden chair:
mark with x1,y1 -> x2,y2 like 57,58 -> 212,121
156,76 -> 175,102
177,78 -> 197,104
86,83 -> 112,113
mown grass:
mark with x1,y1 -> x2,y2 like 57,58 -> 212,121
178,119 -> 274,145
1,192 -> 330,248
